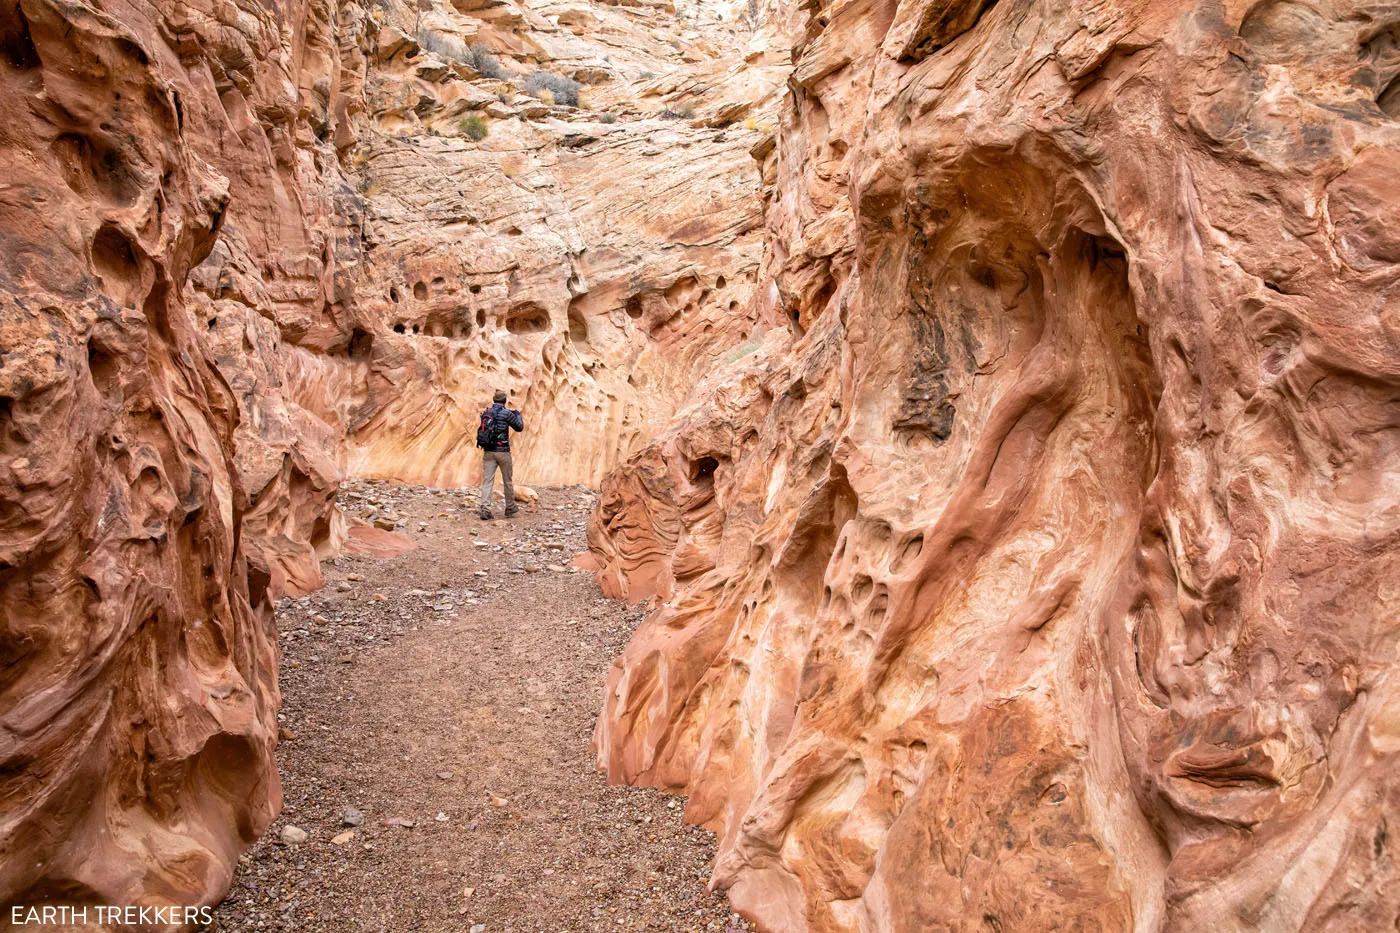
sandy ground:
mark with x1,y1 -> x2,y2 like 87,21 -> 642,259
211,481 -> 746,933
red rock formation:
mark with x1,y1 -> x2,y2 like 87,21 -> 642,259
591,1 -> 1400,930
1,0 -> 786,913
179,0 -> 790,555
0,0 -> 279,911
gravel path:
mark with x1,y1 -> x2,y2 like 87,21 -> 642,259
212,482 -> 746,933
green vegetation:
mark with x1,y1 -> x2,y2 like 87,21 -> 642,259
459,115 -> 489,140
417,30 -> 469,62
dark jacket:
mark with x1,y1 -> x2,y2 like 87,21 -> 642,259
481,403 -> 524,452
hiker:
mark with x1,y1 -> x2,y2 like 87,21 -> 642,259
476,389 -> 525,520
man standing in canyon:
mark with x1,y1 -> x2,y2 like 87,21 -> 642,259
477,389 -> 525,520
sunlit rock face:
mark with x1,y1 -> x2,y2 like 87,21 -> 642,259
590,1 -> 1400,930
333,113 -> 770,489
9,0 -> 784,606
179,0 -> 790,579
0,0 -> 280,910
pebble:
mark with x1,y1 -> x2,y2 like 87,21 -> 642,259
280,825 -> 308,845
216,483 -> 743,931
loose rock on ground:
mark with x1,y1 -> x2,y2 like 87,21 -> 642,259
213,482 -> 748,933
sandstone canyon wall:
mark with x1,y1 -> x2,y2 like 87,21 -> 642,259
184,0 -> 790,593
589,0 -> 1400,931
0,0 -> 785,915
0,0 -> 281,910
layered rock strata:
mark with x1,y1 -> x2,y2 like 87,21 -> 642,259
1,0 -> 784,913
185,0 -> 789,588
589,1 -> 1400,930
0,0 -> 280,909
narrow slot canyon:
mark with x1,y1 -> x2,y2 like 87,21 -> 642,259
3,0 -> 1400,930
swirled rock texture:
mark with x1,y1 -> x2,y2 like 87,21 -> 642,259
590,1 -> 1400,930
0,0 -> 784,915
180,0 -> 790,576
0,0 -> 280,912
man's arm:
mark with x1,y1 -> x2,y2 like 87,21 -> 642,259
510,409 -> 525,431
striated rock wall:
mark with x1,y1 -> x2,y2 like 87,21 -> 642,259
335,109 -> 769,489
0,0 -> 281,910
1,0 -> 785,914
181,0 -> 790,581
589,0 -> 1400,930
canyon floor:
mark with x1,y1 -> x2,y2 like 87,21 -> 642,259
212,482 -> 746,933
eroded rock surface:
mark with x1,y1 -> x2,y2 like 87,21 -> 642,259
173,0 -> 790,589
179,0 -> 788,588
590,1 -> 1400,930
0,0 -> 280,910
1,0 -> 784,914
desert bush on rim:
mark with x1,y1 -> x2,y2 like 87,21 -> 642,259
417,29 -> 468,62
469,43 -> 509,79
459,115 -> 489,140
525,71 -> 581,107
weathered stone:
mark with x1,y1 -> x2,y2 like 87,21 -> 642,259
0,0 -> 785,909
0,0 -> 280,909
588,1 -> 1400,931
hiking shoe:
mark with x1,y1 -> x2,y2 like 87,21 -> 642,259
479,510 -> 493,521
504,506 -> 519,518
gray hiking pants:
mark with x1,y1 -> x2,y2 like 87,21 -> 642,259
480,450 -> 514,513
